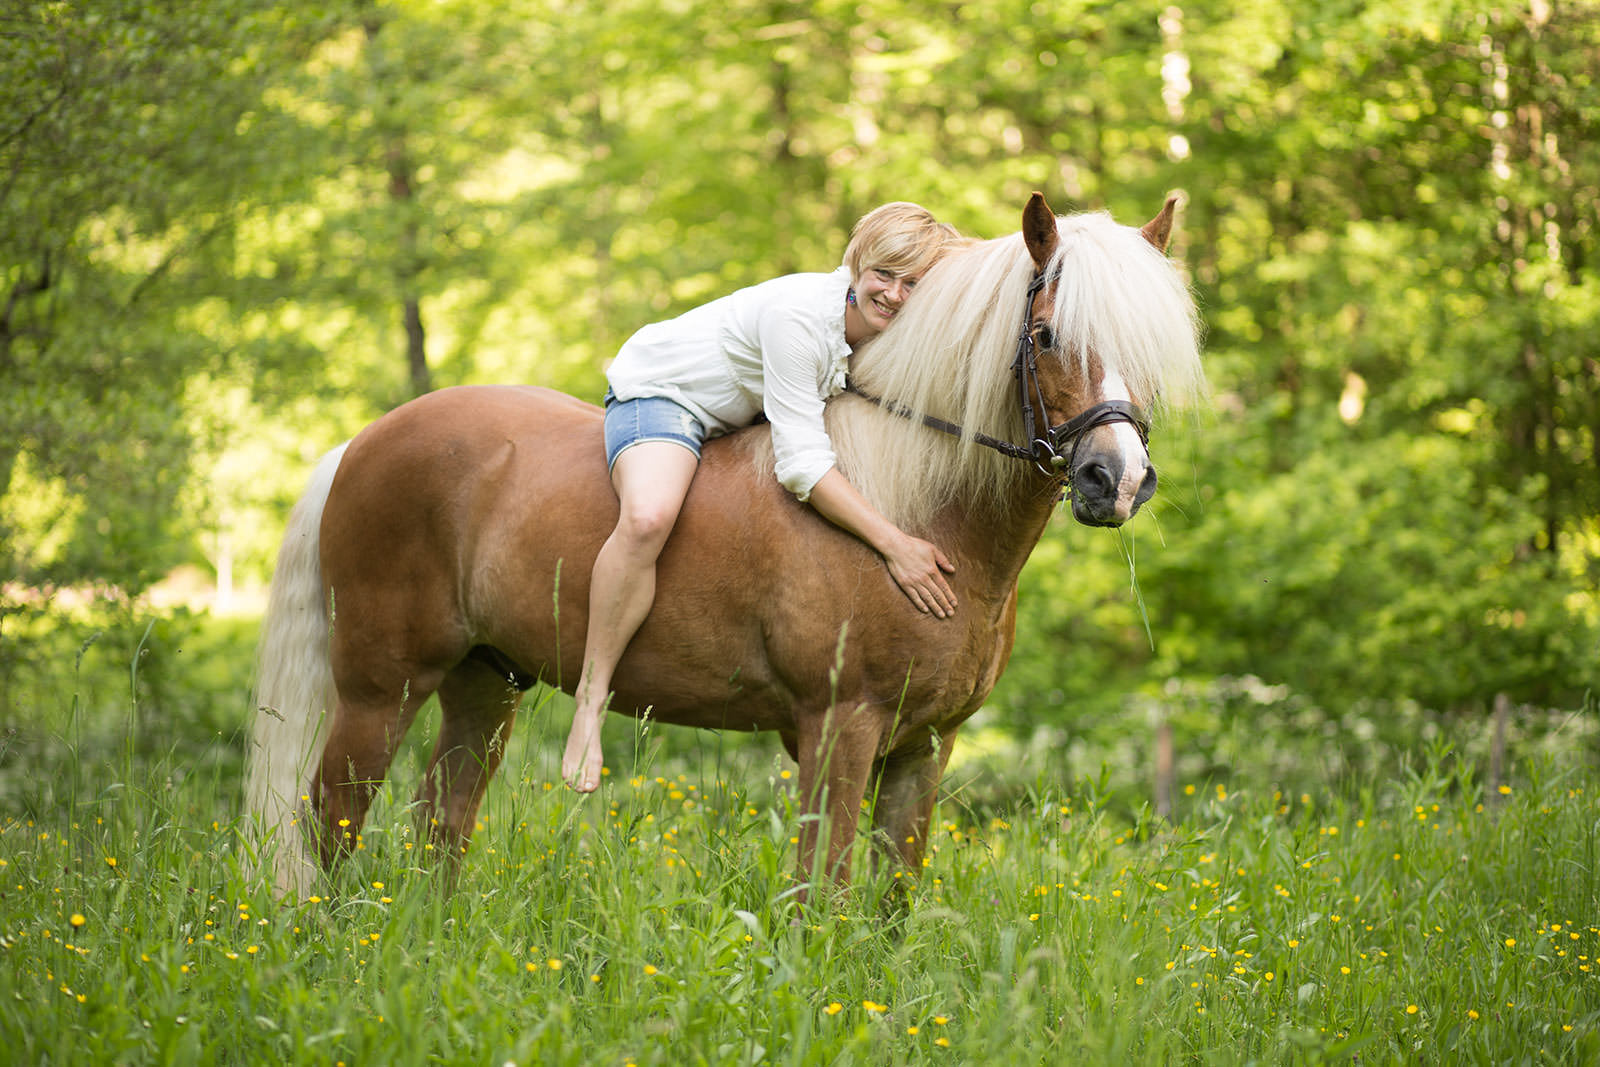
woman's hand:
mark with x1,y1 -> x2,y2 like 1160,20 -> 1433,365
881,533 -> 958,618
805,468 -> 958,619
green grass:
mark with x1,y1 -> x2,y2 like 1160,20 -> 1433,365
2,682 -> 1597,1065
1,617 -> 1597,1063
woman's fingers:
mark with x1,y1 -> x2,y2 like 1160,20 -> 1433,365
924,547 -> 957,616
885,536 -> 957,617
912,558 -> 956,617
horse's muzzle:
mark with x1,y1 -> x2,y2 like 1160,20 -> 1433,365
1070,459 -> 1158,527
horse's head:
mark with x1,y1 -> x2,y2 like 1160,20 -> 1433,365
1020,192 -> 1185,527
827,194 -> 1200,534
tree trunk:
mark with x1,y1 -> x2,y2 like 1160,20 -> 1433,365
365,13 -> 430,397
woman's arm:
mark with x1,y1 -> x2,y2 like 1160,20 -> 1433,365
806,468 -> 957,618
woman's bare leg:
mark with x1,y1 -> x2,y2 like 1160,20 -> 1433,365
564,441 -> 700,791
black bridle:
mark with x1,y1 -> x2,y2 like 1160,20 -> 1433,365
845,268 -> 1152,487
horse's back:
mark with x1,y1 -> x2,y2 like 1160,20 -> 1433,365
325,386 -> 607,563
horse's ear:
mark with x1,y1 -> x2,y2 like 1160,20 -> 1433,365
1023,192 -> 1059,269
1141,194 -> 1181,253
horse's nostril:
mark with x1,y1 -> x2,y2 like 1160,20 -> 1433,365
1075,461 -> 1117,500
1134,465 -> 1158,506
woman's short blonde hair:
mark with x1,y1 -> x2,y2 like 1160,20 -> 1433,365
843,202 -> 963,281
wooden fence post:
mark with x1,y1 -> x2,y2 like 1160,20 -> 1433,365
1154,716 -> 1174,819
1488,693 -> 1510,807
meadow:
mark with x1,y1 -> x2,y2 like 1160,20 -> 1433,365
1,622 -> 1596,1065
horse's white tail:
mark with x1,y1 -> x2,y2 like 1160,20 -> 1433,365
244,442 -> 348,896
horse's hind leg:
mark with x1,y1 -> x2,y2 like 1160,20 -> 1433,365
312,675 -> 435,868
415,658 -> 521,865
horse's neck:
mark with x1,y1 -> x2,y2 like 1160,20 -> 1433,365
942,482 -> 1062,597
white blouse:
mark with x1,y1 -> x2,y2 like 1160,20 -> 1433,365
605,266 -> 853,501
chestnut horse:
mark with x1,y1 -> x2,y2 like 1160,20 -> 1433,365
246,193 -> 1203,895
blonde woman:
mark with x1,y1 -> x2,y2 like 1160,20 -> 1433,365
563,203 -> 965,792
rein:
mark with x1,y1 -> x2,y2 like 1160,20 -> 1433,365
845,268 -> 1152,485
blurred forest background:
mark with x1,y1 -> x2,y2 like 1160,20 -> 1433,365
2,0 -> 1596,796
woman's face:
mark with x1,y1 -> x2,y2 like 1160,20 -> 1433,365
851,266 -> 920,337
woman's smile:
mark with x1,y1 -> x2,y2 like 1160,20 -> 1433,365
853,268 -> 918,335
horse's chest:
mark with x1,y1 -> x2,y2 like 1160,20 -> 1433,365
868,626 -> 1011,726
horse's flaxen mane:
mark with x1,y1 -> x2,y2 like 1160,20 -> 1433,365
826,210 -> 1204,531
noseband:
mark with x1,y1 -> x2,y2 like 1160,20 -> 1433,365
845,267 -> 1152,489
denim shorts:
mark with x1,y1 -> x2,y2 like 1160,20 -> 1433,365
602,391 -> 708,470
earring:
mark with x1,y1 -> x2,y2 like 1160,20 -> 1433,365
846,288 -> 857,306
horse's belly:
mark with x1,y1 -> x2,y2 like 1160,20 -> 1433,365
605,601 -> 794,732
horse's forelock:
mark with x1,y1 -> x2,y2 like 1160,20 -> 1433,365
1045,214 -> 1204,408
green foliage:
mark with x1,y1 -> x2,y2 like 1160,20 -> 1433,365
0,607 -> 254,806
0,0 -> 328,595
3,0 -> 1597,720
1008,0 -> 1600,718
1142,431 -> 1594,710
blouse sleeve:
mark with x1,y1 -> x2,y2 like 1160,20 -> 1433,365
757,304 -> 838,501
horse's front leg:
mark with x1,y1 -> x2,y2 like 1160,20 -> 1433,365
869,729 -> 954,878
794,703 -> 881,891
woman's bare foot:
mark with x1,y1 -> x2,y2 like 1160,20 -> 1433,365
561,709 -> 604,792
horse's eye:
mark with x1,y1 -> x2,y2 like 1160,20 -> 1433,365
1033,324 -> 1056,349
